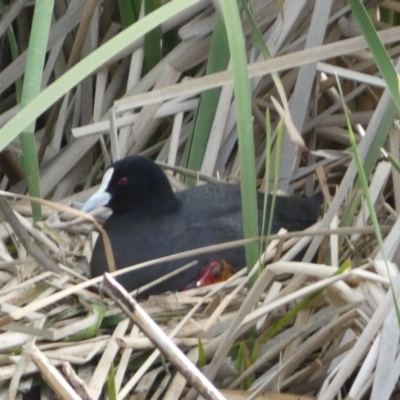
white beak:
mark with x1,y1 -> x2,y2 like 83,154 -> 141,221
81,167 -> 114,212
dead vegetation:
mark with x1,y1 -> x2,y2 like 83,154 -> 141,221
0,0 -> 400,399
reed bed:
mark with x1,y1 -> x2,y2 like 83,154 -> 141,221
0,0 -> 400,399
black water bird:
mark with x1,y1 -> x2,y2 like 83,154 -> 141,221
83,156 -> 322,297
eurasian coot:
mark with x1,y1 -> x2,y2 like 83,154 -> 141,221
83,156 -> 322,297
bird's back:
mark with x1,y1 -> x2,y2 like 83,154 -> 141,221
90,184 -> 323,296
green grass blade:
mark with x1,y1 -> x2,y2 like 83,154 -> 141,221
219,0 -> 259,276
107,363 -> 117,400
117,0 -> 136,28
241,0 -> 271,59
197,339 -> 206,367
385,151 -> 400,174
19,0 -> 54,220
241,0 -> 289,112
64,304 -> 106,341
268,119 -> 284,236
184,15 -> 229,181
348,0 -> 400,111
338,101 -> 399,243
259,110 -> 272,264
130,0 -> 141,20
144,0 -> 162,74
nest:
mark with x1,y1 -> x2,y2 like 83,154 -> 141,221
0,195 -> 396,399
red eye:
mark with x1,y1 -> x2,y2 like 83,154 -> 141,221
118,177 -> 128,186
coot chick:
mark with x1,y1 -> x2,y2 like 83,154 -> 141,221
83,156 -> 322,297
183,259 -> 234,290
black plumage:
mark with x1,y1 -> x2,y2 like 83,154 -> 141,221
84,156 -> 322,296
